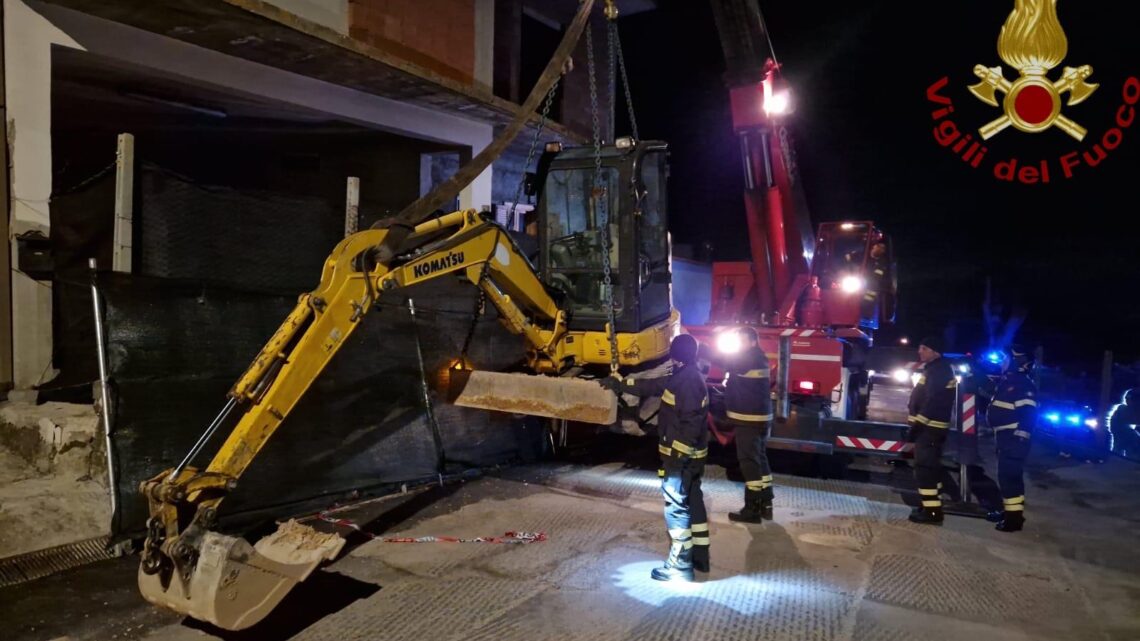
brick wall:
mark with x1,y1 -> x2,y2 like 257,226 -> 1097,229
348,0 -> 476,84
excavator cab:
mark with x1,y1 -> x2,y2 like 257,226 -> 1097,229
811,221 -> 896,329
533,138 -> 673,334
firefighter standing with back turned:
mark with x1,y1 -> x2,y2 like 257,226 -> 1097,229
601,334 -> 709,582
907,336 -> 957,525
712,327 -> 775,523
984,345 -> 1038,532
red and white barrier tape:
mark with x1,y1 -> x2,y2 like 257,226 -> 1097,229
317,512 -> 547,544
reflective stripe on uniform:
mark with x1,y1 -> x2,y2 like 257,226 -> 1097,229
1013,430 -> 1031,439
662,390 -> 676,405
670,440 -> 708,458
658,444 -> 672,456
992,422 -> 1019,432
1003,496 -> 1025,511
916,415 -> 950,428
1014,399 -> 1037,407
918,488 -> 939,496
945,380 -> 958,389
692,523 -> 709,545
741,369 -> 769,379
990,400 -> 1016,410
922,499 -> 942,507
726,410 -> 773,422
745,480 -> 765,490
668,528 -> 692,540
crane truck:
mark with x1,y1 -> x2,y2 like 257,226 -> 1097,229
689,0 -> 908,458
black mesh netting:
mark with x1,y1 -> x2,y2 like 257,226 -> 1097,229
135,164 -> 342,293
49,161 -> 543,535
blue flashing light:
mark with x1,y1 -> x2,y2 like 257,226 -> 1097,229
1044,412 -> 1061,423
985,350 -> 1004,364
1066,414 -> 1081,425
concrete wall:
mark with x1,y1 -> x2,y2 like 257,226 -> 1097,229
266,0 -> 349,34
4,0 -> 83,390
4,0 -> 497,391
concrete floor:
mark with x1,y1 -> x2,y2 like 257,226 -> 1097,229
3,450 -> 1139,641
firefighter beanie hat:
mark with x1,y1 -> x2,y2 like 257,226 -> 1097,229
670,334 -> 699,364
919,335 -> 945,354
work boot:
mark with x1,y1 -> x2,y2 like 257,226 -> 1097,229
995,511 -> 1025,532
908,506 -> 944,525
729,489 -> 764,523
691,546 -> 710,573
651,544 -> 694,582
985,510 -> 1003,523
759,487 -> 775,521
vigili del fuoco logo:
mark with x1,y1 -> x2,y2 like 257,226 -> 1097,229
925,0 -> 1138,184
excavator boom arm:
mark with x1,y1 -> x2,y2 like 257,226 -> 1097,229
137,210 -> 623,630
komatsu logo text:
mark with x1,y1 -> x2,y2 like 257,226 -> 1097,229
412,251 -> 466,278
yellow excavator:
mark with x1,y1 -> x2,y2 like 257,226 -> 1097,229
135,137 -> 680,629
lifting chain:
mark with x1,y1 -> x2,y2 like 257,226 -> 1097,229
608,18 -> 640,141
462,80 -> 561,364
506,79 -> 561,232
587,24 -> 620,374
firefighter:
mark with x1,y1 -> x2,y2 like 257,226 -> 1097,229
1108,389 -> 1140,459
861,241 -> 888,322
719,327 -> 775,523
600,334 -> 710,581
984,345 -> 1038,532
907,336 -> 957,525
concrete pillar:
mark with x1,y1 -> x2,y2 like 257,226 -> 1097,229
473,0 -> 494,90
0,2 -> 12,392
4,0 -> 84,390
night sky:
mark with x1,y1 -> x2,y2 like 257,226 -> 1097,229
619,1 -> 1140,371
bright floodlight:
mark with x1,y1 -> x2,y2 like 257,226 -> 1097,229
717,332 -> 743,354
765,90 -> 790,115
892,368 -> 910,384
840,275 -> 864,293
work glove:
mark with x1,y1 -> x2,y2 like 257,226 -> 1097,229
597,375 -> 624,395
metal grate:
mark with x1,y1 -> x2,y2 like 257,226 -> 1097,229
0,536 -> 122,588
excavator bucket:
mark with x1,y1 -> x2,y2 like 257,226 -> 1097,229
138,520 -> 344,631
453,371 -> 617,425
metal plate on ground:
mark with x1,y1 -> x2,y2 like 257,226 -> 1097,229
0,536 -> 121,588
865,553 -> 1097,634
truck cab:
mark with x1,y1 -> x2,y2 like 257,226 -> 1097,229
533,138 -> 673,335
810,221 -> 897,330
